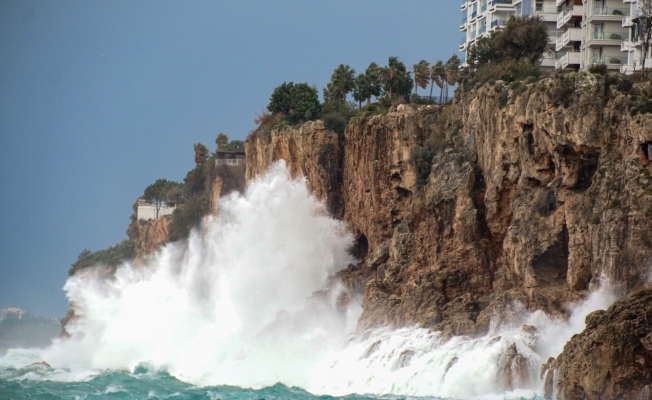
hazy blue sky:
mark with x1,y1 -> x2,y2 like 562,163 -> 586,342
0,0 -> 462,318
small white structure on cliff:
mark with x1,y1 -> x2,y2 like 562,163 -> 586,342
137,199 -> 175,221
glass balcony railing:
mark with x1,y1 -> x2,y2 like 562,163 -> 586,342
592,7 -> 630,16
589,55 -> 627,65
490,0 -> 512,5
593,31 -> 628,40
491,19 -> 508,27
478,25 -> 487,34
471,11 -> 477,18
462,16 -> 468,23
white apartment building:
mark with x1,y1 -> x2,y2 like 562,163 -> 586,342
459,0 -> 560,67
621,0 -> 652,74
555,0 -> 651,73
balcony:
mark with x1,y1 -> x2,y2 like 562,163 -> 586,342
555,51 -> 581,69
490,19 -> 508,30
557,5 -> 583,29
592,31 -> 628,41
541,51 -> 565,68
590,7 -> 630,20
478,24 -> 487,35
461,16 -> 468,31
588,55 -> 628,68
622,16 -> 633,27
470,10 -> 478,21
555,27 -> 582,51
533,7 -> 560,22
461,1 -> 468,10
488,0 -> 514,12
459,36 -> 468,51
620,40 -> 634,52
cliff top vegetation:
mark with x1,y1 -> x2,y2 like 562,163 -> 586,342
249,54 -> 461,139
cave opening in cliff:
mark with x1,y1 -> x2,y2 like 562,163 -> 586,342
642,142 -> 652,163
352,234 -> 369,259
531,225 -> 569,286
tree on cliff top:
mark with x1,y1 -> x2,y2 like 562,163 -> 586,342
69,240 -> 135,275
194,143 -> 210,165
430,60 -> 445,102
381,56 -> 413,98
215,133 -> 229,150
325,64 -> 356,103
267,82 -> 321,123
412,60 -> 430,95
144,179 -> 171,218
493,16 -> 550,64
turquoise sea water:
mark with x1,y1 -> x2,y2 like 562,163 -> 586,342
0,366 -> 421,400
0,363 -> 545,400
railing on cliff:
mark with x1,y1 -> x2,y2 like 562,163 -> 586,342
410,95 -> 453,105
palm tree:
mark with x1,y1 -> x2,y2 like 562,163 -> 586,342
193,143 -> 209,166
444,54 -> 461,102
411,60 -> 430,95
329,64 -> 356,102
429,60 -> 445,101
365,62 -> 382,105
381,56 -> 408,98
352,73 -> 369,109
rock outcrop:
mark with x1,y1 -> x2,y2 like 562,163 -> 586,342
245,73 -> 652,339
543,287 -> 652,400
127,216 -> 171,262
245,120 -> 344,218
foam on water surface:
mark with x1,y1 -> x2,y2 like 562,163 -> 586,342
0,163 -> 619,399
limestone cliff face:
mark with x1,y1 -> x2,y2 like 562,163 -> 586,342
245,74 -> 652,340
359,75 -> 652,334
245,120 -> 344,218
543,287 -> 652,400
127,216 -> 171,262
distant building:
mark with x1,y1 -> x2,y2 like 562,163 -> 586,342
137,198 -> 175,221
555,0 -> 650,73
459,0 -> 560,68
621,0 -> 652,74
215,146 -> 246,167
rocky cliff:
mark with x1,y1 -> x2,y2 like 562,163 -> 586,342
245,120 -> 344,218
245,73 -> 652,374
127,217 -> 171,262
544,286 -> 652,400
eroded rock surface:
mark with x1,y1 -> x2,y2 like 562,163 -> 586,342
545,287 -> 652,400
245,74 -> 652,339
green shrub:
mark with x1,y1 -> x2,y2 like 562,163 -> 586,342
410,94 -> 436,105
267,82 -> 321,123
588,64 -> 607,75
409,138 -> 447,189
321,113 -> 349,135
69,240 -> 135,275
548,75 -> 575,108
616,78 -> 633,93
629,87 -> 652,116
168,194 -> 210,241
377,97 -> 393,109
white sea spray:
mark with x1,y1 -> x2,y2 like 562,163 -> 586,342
0,162 -> 621,399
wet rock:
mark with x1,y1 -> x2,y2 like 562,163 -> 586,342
550,288 -> 652,400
